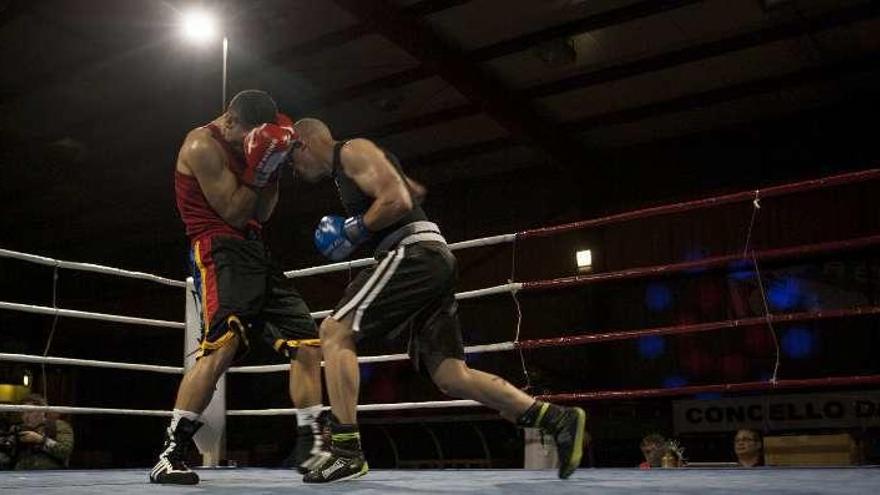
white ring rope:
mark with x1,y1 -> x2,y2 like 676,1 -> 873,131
0,404 -> 172,416
229,342 -> 516,373
284,234 -> 517,279
0,343 -> 516,376
285,257 -> 375,278
0,301 -> 185,329
229,400 -> 482,416
0,353 -> 183,374
0,400 -> 482,417
0,248 -> 185,288
307,283 -> 522,319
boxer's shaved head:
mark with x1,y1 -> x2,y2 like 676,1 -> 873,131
289,118 -> 336,182
294,118 -> 333,141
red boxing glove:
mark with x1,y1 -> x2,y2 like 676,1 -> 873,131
242,123 -> 298,188
275,112 -> 300,173
276,112 -> 294,129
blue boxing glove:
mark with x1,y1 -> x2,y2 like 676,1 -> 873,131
314,215 -> 371,261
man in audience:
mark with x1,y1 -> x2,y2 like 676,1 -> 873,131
14,394 -> 74,470
639,433 -> 666,469
734,429 -> 764,467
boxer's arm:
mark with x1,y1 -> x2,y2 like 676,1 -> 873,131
255,179 -> 279,222
340,139 -> 413,231
404,175 -> 426,204
180,133 -> 259,229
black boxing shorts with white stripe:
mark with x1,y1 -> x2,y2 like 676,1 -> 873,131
330,233 -> 465,372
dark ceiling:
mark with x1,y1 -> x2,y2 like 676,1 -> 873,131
1,0 -> 879,276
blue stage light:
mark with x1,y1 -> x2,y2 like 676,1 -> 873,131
782,327 -> 815,359
645,283 -> 672,311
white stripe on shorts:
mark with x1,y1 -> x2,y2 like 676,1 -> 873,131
331,248 -> 397,322
351,245 -> 406,332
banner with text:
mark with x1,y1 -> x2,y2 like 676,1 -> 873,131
673,391 -> 880,433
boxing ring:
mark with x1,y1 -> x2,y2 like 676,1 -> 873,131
2,168 -> 880,492
3,466 -> 879,494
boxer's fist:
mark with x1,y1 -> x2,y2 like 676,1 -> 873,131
242,123 -> 298,188
314,215 -> 370,261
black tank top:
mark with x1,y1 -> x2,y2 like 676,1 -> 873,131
332,141 -> 428,249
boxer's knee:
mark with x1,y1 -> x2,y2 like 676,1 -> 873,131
319,316 -> 353,347
431,359 -> 471,398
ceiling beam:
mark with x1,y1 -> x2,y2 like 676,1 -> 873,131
468,0 -> 703,62
526,1 -> 880,99
256,0 -> 470,70
330,0 -> 587,170
300,0 -> 703,113
563,53 -> 880,133
348,1 -> 880,139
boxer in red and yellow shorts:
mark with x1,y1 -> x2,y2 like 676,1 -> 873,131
190,233 -> 318,359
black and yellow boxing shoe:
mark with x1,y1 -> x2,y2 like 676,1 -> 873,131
518,401 -> 588,479
548,405 -> 587,479
302,422 -> 368,484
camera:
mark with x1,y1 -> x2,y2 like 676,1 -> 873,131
0,422 -> 20,470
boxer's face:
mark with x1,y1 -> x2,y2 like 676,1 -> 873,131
290,141 -> 328,182
221,113 -> 252,150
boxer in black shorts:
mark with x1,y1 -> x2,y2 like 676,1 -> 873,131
290,118 -> 587,483
152,91 -> 325,485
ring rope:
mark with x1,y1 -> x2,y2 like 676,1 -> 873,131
519,234 -> 880,292
515,306 -> 880,349
283,234 -> 518,279
228,400 -> 483,416
229,342 -> 517,373
0,353 -> 184,374
0,301 -> 185,329
5,306 -> 872,374
539,375 -> 880,402
283,169 -> 880,279
0,169 -> 876,424
4,374 -> 878,416
0,248 -> 186,288
302,234 -> 880,319
6,232 -> 868,327
518,168 -> 880,239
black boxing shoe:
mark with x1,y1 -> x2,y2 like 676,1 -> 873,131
283,422 -> 330,474
149,417 -> 202,485
302,445 -> 368,484
303,420 -> 368,484
544,405 -> 587,479
517,401 -> 587,479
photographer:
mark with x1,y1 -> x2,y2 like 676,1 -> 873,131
13,394 -> 73,470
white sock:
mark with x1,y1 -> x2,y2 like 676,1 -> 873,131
296,404 -> 323,429
170,409 -> 200,431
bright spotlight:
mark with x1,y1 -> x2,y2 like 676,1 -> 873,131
181,9 -> 219,43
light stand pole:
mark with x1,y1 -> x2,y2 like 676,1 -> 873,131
222,36 -> 228,112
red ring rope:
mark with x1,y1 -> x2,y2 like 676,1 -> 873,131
517,168 -> 880,239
